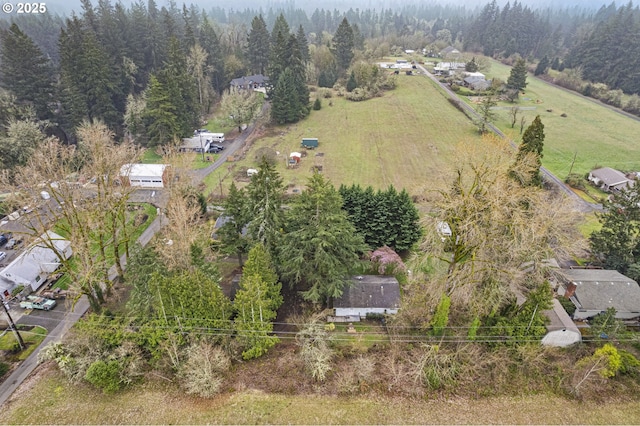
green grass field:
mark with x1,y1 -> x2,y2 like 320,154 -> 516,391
206,75 -> 480,197
479,60 -> 640,179
2,368 -> 640,424
0,326 -> 47,361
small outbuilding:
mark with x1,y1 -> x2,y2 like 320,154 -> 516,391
120,164 -> 169,188
333,275 -> 401,320
541,299 -> 582,347
559,269 -> 640,320
301,138 -> 319,149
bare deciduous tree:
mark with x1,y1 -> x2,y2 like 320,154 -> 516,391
4,121 -> 141,310
414,135 -> 585,317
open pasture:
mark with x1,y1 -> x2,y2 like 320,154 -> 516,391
482,60 -> 640,179
210,74 -> 479,197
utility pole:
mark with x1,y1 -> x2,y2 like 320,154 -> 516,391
2,300 -> 25,350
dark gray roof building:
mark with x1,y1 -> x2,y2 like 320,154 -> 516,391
561,269 -> 640,320
333,275 -> 401,318
230,74 -> 269,90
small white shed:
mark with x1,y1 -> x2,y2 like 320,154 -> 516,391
120,164 -> 169,188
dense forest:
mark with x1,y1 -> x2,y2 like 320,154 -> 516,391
0,0 -> 640,144
0,0 -> 638,147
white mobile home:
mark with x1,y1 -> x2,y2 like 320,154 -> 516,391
0,231 -> 72,295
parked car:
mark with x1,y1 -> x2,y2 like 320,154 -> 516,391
207,144 -> 225,153
0,234 -> 7,247
5,238 -> 22,250
0,251 -> 6,261
19,295 -> 57,311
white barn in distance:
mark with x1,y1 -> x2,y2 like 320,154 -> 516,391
120,163 -> 169,188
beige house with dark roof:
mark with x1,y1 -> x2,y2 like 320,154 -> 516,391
588,167 -> 635,192
559,269 -> 640,320
333,275 -> 401,319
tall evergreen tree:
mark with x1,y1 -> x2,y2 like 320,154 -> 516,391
279,173 -> 366,304
513,115 -> 545,186
143,74 -> 179,146
241,243 -> 283,312
271,68 -> 300,124
590,188 -> 640,274
247,15 -> 270,75
534,55 -> 550,76
296,24 -> 310,64
233,273 -> 279,360
507,57 -> 528,91
246,159 -> 286,258
332,17 -> 355,72
218,183 -> 252,267
0,24 -> 54,120
267,17 -> 290,98
200,16 -> 225,94
287,34 -> 310,118
58,16 -> 120,136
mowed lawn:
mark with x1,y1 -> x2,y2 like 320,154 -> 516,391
480,59 -> 640,179
2,369 -> 640,424
210,74 -> 479,196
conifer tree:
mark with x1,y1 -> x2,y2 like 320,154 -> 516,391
513,115 -> 545,186
346,71 -> 357,92
144,74 -> 179,146
246,159 -> 286,258
0,24 -> 54,120
200,16 -> 225,94
534,55 -> 549,76
247,15 -> 270,75
233,273 -> 279,360
507,57 -> 528,91
279,173 -> 366,304
332,17 -> 355,72
218,183 -> 251,267
296,24 -> 310,64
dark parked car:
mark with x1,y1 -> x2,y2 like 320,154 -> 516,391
207,144 -> 225,153
0,234 -> 7,247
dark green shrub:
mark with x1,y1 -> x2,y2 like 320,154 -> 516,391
85,360 -> 122,394
313,98 -> 321,110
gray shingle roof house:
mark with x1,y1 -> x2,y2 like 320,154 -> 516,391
440,46 -> 460,57
588,167 -> 635,192
230,74 -> 269,90
333,275 -> 401,319
559,269 -> 640,320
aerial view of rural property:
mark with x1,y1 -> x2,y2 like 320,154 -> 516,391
1,0 -> 640,423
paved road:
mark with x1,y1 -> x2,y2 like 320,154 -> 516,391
417,64 -> 600,213
0,101 -> 270,409
0,296 -> 89,407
